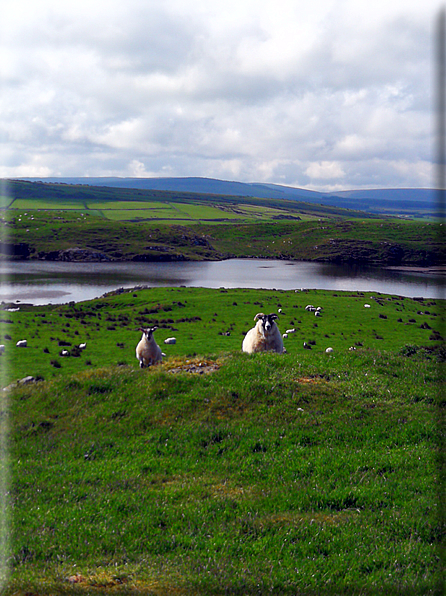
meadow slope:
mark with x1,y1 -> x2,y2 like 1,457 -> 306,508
1,288 -> 445,595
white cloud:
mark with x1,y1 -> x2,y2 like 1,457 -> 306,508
305,161 -> 346,180
0,0 -> 444,189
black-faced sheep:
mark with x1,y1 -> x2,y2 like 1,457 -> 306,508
242,313 -> 284,354
136,326 -> 163,368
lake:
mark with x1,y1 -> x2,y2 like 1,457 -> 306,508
0,259 -> 444,305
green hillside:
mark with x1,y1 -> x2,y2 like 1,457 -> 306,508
1,287 -> 445,595
3,180 -> 369,223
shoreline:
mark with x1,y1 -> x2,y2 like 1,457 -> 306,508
385,265 -> 446,275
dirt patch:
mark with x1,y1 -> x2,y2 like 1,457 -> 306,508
167,359 -> 221,375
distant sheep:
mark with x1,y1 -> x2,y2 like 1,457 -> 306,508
286,328 -> 296,334
242,313 -> 284,354
16,340 -> 27,348
78,343 -> 87,350
325,347 -> 334,354
136,326 -> 163,368
164,337 -> 177,345
0,345 -> 5,354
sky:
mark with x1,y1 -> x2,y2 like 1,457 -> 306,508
0,0 -> 445,191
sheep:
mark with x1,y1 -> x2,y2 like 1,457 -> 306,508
242,313 -> 284,354
286,328 -> 296,334
78,343 -> 87,350
16,340 -> 27,348
325,347 -> 334,354
0,345 -> 4,354
136,326 -> 163,368
164,337 -> 177,345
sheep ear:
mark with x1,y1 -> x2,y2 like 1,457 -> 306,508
254,313 -> 264,321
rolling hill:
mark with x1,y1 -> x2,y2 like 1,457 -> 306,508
18,176 -> 445,218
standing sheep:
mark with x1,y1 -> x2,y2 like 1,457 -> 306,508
136,326 -> 163,368
242,313 -> 284,354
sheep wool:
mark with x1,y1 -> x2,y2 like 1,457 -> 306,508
136,326 -> 163,368
242,313 -> 284,354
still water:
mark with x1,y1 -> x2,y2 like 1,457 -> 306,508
0,259 -> 444,305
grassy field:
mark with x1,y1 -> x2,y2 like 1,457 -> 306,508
0,287 -> 445,595
3,180 -> 349,224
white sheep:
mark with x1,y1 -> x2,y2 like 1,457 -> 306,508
286,328 -> 296,334
242,313 -> 284,354
78,343 -> 87,350
136,326 -> 163,368
16,340 -> 27,347
0,345 -> 5,354
164,337 -> 177,345
325,347 -> 334,354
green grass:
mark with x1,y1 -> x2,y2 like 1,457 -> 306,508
1,287 -> 445,383
0,288 -> 445,594
3,349 -> 445,595
1,210 -> 445,266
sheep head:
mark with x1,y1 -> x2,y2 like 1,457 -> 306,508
254,313 -> 278,336
139,326 -> 158,339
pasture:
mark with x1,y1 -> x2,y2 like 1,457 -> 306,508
0,287 -> 445,595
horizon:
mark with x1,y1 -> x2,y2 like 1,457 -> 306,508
8,175 -> 445,193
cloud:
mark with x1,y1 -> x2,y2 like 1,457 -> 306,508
0,0 -> 444,189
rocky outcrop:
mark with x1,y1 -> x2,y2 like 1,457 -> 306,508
40,247 -> 112,262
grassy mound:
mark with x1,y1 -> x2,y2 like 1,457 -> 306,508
1,288 -> 445,595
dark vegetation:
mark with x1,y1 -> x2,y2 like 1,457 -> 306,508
0,287 -> 445,595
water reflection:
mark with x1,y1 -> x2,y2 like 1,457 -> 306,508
0,259 -> 444,305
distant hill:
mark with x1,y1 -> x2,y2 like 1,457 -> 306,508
17,176 -> 445,217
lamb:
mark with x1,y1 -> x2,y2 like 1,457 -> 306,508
242,313 -> 284,354
136,326 -> 163,368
